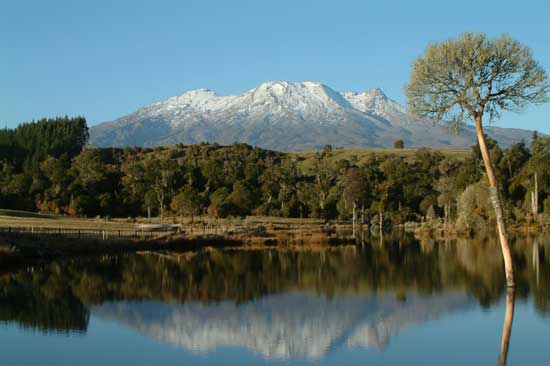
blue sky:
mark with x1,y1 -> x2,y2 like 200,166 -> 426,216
2,0 -> 550,132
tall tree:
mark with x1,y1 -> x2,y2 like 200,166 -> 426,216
171,185 -> 201,224
406,32 -> 549,286
312,148 -> 336,218
144,159 -> 179,219
341,168 -> 368,236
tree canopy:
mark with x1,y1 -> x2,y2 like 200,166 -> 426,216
405,32 -> 549,125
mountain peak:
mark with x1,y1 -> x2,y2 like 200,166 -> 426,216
368,88 -> 386,98
341,87 -> 404,117
342,88 -> 386,99
252,81 -> 294,96
239,81 -> 350,113
180,88 -> 216,97
251,80 -> 330,95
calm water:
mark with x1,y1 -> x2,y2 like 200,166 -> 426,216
1,233 -> 549,365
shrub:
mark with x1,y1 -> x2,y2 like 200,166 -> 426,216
456,180 -> 494,231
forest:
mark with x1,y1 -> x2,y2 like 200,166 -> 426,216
1,117 -> 549,230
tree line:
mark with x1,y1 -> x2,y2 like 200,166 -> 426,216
1,117 -> 549,228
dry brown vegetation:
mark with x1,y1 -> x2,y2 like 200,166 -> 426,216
0,209 -> 358,266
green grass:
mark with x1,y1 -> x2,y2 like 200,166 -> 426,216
0,210 -> 137,230
0,209 -> 325,231
0,209 -> 58,219
292,147 -> 469,172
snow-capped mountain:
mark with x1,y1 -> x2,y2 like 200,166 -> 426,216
89,81 -> 535,150
340,88 -> 407,119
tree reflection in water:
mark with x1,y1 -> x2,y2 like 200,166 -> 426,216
498,287 -> 516,366
0,232 -> 548,359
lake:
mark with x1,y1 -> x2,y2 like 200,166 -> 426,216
1,232 -> 549,365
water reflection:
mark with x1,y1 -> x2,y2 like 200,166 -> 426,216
92,292 -> 473,359
0,233 -> 549,363
498,288 -> 515,366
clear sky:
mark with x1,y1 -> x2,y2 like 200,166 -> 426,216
2,0 -> 549,132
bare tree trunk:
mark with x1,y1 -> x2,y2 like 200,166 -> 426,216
534,172 -> 539,216
533,237 -> 540,287
378,208 -> 383,239
531,192 -> 536,219
476,116 -> 515,287
444,203 -> 449,229
352,202 -> 357,238
147,206 -> 151,223
498,287 -> 516,366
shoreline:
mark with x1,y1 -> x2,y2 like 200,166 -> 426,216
0,226 -> 359,270
2,214 -> 546,272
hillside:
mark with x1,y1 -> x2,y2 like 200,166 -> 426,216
293,147 -> 469,172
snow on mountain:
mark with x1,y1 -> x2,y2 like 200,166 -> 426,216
139,81 -> 353,126
341,88 -> 407,119
89,81 -> 535,151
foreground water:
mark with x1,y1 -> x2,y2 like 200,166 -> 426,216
1,233 -> 549,365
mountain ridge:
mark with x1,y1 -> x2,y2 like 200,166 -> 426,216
89,81 -> 535,151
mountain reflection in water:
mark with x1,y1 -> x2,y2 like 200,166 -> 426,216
93,293 -> 472,359
1,233 -> 549,364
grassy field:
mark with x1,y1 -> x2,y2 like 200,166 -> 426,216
0,209 -> 139,230
0,209 -> 344,264
0,209 -> 325,230
291,147 -> 469,172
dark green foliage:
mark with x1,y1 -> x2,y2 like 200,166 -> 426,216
0,116 -> 88,171
229,181 -> 257,216
1,117 -> 548,225
0,117 -> 89,211
171,185 -> 202,223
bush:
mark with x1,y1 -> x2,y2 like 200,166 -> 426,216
456,180 -> 494,231
207,203 -> 228,218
